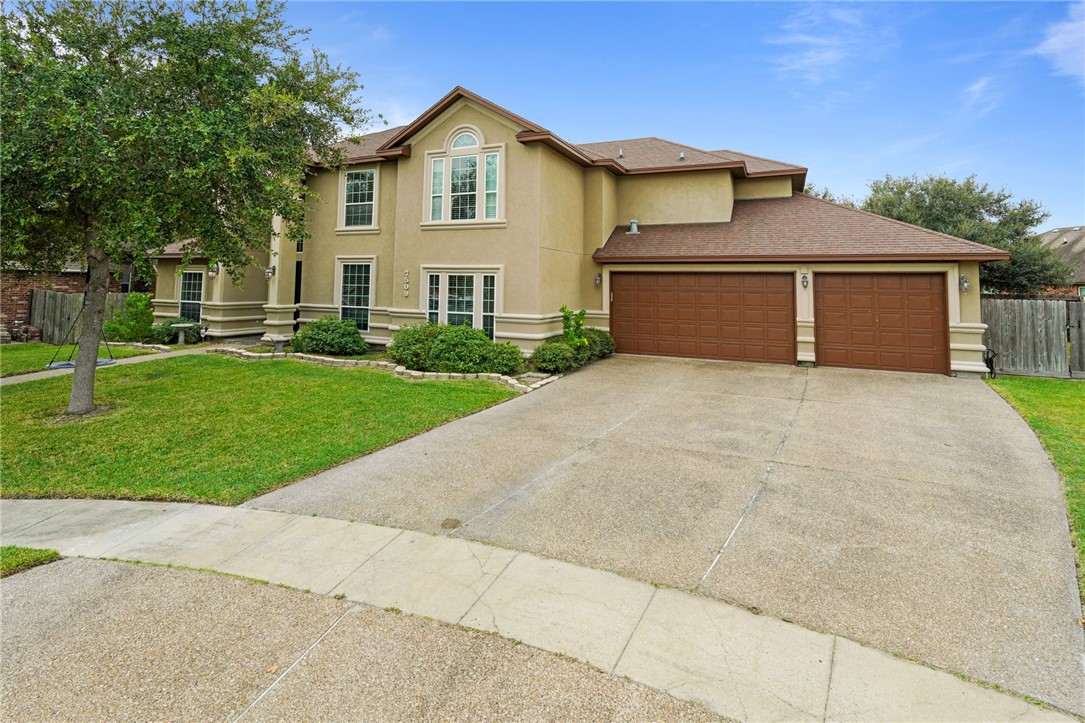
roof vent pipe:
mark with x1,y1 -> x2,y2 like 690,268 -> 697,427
679,151 -> 685,162
618,147 -> 623,158
627,219 -> 639,235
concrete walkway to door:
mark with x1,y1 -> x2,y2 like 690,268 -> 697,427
1,499 -> 1072,722
248,355 -> 1085,715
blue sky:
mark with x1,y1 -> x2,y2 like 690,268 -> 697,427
284,2 -> 1085,230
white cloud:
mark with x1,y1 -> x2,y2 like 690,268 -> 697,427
1034,3 -> 1085,85
767,4 -> 892,85
962,76 -> 1000,116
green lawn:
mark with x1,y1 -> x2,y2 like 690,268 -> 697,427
1,343 -> 154,377
987,376 -> 1085,602
1,546 -> 61,577
0,355 -> 514,505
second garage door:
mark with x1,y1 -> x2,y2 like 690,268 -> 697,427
814,273 -> 949,374
610,272 -> 795,364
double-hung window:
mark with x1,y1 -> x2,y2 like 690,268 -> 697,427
179,270 -> 203,322
340,168 -> 377,229
340,262 -> 372,331
426,271 -> 497,340
427,131 -> 501,223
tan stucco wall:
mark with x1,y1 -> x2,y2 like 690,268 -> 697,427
734,176 -> 793,200
616,170 -> 734,225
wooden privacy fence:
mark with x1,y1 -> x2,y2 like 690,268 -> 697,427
981,297 -> 1084,378
28,289 -> 127,345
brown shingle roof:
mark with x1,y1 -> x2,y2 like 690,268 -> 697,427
1038,226 -> 1085,282
328,125 -> 405,164
593,194 -> 1010,263
575,138 -> 805,177
158,240 -> 202,259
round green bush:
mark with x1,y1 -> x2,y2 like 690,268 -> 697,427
293,316 -> 368,356
428,324 -> 493,373
103,292 -> 155,342
583,328 -> 616,360
389,322 -> 442,369
148,317 -> 202,345
484,342 -> 526,375
531,340 -> 576,373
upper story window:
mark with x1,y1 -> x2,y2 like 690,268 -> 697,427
426,127 -> 502,224
338,167 -> 378,230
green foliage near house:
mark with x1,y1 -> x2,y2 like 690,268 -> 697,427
388,323 -> 525,375
1,546 -> 61,577
0,355 -> 515,505
293,316 -> 369,357
861,174 -> 1072,295
103,293 -> 155,343
987,376 -> 1085,605
531,327 -> 615,374
1,0 -> 371,415
148,318 -> 203,345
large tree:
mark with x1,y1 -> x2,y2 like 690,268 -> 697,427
860,174 -> 1072,295
1,0 -> 370,414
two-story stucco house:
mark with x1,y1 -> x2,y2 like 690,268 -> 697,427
153,86 -> 1007,376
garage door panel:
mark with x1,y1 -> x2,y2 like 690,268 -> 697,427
611,272 -> 795,364
814,273 -> 948,375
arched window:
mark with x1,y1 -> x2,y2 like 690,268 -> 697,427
428,129 -> 501,223
451,132 -> 478,149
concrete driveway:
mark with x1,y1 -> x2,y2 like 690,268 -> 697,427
248,355 -> 1085,715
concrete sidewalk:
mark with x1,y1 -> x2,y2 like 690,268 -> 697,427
0,499 -> 1071,722
0,346 -> 213,386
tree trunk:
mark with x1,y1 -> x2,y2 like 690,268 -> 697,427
66,245 -> 110,415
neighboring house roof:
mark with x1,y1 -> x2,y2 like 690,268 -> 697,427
593,194 -> 1010,263
1038,226 -> 1085,282
157,240 -> 203,259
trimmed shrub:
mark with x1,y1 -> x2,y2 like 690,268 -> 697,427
531,340 -> 577,373
148,317 -> 202,345
103,292 -> 155,342
293,315 -> 368,356
583,328 -> 616,360
388,322 -> 442,369
428,324 -> 493,374
484,342 -> 526,376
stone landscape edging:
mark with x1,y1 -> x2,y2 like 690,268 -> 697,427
209,346 -> 558,394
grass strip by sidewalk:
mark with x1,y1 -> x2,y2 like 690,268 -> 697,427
1,546 -> 61,577
1,343 -> 154,377
1,355 -> 515,505
987,376 -> 1084,604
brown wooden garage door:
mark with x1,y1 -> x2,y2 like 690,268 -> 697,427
610,272 -> 795,364
814,273 -> 949,374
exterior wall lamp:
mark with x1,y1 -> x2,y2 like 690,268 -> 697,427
207,262 -> 220,278
801,273 -> 809,289
594,273 -> 602,288
264,265 -> 276,281
959,274 -> 971,293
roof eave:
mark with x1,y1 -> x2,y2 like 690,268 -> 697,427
377,86 -> 547,153
593,252 -> 1011,264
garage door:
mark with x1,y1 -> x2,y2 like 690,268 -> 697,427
814,273 -> 948,374
610,272 -> 795,364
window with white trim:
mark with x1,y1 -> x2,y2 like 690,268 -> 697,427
426,271 -> 498,340
426,130 -> 501,223
340,262 -> 371,331
179,270 -> 203,322
341,168 -> 377,228
119,269 -> 133,293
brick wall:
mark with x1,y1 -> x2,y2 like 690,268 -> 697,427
0,271 -> 127,327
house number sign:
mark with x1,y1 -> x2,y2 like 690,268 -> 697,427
403,270 -> 410,297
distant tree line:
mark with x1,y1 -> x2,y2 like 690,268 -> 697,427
805,174 -> 1073,295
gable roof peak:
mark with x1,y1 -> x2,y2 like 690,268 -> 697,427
377,86 -> 548,152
